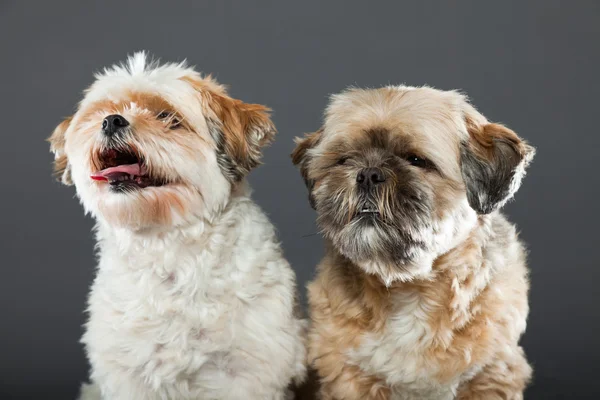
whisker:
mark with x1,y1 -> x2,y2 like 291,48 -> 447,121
301,232 -> 320,238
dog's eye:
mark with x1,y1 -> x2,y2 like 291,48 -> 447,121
337,157 -> 349,165
406,154 -> 435,170
157,112 -> 182,129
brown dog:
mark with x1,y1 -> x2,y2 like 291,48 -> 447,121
292,86 -> 534,400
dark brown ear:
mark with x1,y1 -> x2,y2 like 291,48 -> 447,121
460,117 -> 535,214
291,129 -> 323,209
48,116 -> 73,185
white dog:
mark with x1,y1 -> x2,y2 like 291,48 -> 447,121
49,52 -> 306,400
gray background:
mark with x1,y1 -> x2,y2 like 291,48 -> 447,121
0,1 -> 598,399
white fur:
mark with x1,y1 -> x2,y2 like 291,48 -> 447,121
358,199 -> 478,286
81,191 -> 306,400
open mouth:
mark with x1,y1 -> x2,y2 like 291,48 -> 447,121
91,148 -> 165,190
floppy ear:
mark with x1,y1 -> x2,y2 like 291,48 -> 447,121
291,129 -> 323,209
183,74 -> 276,181
204,90 -> 276,182
460,114 -> 535,214
48,116 -> 73,185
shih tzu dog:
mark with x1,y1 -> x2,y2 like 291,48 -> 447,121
292,86 -> 534,400
49,53 -> 306,400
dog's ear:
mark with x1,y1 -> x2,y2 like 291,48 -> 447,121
206,92 -> 276,181
291,129 -> 323,209
460,111 -> 535,214
185,75 -> 276,181
48,116 -> 73,185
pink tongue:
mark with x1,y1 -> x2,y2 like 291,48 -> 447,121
91,164 -> 142,181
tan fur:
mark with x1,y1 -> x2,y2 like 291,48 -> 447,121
465,118 -> 534,171
291,129 -> 323,185
294,86 -> 533,399
456,346 -> 531,400
183,76 -> 276,177
307,252 -> 394,400
308,221 -> 531,399
48,116 -> 73,184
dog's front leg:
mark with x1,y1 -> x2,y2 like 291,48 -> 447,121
455,347 -> 532,400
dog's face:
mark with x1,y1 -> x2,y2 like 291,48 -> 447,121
292,87 -> 534,283
49,53 -> 275,230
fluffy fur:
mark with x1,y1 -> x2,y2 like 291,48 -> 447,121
49,52 -> 306,400
292,86 -> 534,399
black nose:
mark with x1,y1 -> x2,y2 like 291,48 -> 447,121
102,114 -> 129,137
357,168 -> 386,189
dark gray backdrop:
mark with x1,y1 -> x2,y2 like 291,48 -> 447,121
1,1 -> 598,399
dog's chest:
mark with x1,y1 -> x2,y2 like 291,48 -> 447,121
347,290 -> 459,399
84,238 -> 256,388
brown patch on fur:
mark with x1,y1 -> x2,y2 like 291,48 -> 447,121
80,93 -> 192,132
465,118 -> 532,162
180,74 -> 228,96
98,186 -> 195,228
182,76 -> 276,180
48,116 -> 73,184
208,92 -> 275,168
77,99 -> 117,121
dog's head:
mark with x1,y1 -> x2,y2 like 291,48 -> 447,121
292,86 -> 534,283
49,52 -> 275,230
